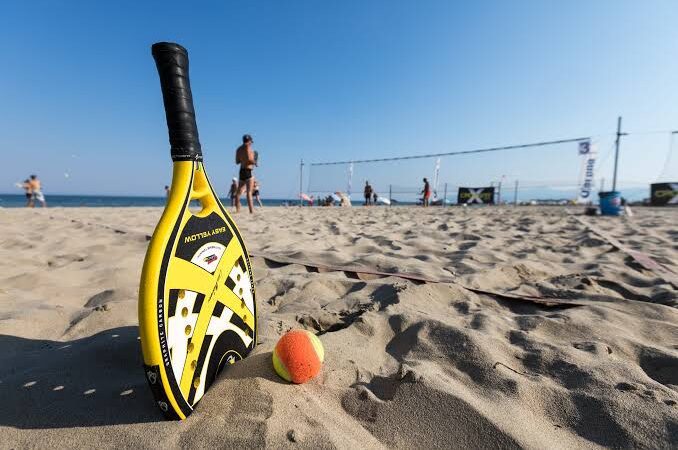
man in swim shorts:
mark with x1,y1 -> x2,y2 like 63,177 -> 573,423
228,177 -> 238,208
422,177 -> 430,207
364,181 -> 373,206
235,134 -> 256,214
253,179 -> 263,208
29,174 -> 47,208
21,179 -> 32,207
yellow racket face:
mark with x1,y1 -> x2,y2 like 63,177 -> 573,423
139,161 -> 256,420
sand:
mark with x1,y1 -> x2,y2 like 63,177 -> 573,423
0,205 -> 676,449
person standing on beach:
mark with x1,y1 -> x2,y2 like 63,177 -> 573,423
235,134 -> 257,214
422,177 -> 430,207
165,185 -> 170,197
253,179 -> 263,207
29,175 -> 47,208
21,179 -> 32,207
364,181 -> 373,206
228,177 -> 238,207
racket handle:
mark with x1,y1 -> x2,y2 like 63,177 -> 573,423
152,42 -> 203,162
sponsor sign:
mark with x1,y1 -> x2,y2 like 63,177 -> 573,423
458,187 -> 495,205
650,183 -> 678,206
577,140 -> 597,204
578,140 -> 591,155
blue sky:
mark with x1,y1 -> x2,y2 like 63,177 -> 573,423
1,1 -> 677,198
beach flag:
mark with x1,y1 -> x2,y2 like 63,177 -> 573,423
576,140 -> 596,204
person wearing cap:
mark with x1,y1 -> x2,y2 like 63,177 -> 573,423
235,134 -> 257,213
228,177 -> 238,207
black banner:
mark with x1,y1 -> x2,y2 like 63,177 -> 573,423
457,187 -> 495,205
650,183 -> 677,206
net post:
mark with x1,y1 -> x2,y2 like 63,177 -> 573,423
443,183 -> 447,207
299,158 -> 304,207
389,184 -> 392,207
347,162 -> 353,197
612,116 -> 623,192
513,180 -> 519,205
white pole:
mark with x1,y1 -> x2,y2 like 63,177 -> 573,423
299,159 -> 303,207
347,162 -> 353,197
433,157 -> 441,200
497,176 -> 504,205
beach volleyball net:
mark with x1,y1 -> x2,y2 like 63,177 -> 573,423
306,131 -> 677,204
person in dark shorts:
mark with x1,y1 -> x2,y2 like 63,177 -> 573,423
253,179 -> 263,207
228,177 -> 238,207
364,181 -> 373,206
422,178 -> 430,207
21,179 -> 32,207
235,134 -> 257,213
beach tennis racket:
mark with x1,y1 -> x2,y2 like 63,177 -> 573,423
139,42 -> 257,420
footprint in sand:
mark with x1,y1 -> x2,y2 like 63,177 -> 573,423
47,254 -> 86,268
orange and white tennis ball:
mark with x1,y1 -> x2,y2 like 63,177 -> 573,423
272,330 -> 324,384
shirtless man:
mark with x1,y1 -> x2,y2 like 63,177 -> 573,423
228,177 -> 238,208
253,179 -> 263,208
21,179 -> 32,207
364,181 -> 373,206
29,174 -> 47,208
421,177 -> 430,207
235,134 -> 256,214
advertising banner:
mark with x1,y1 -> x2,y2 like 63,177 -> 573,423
458,187 -> 495,205
650,183 -> 678,206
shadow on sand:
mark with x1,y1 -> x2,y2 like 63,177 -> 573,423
0,327 -> 282,429
0,326 -> 162,428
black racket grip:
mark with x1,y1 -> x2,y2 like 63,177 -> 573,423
152,42 -> 202,161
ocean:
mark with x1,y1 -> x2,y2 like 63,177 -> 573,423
0,186 -> 651,208
0,194 -> 298,208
